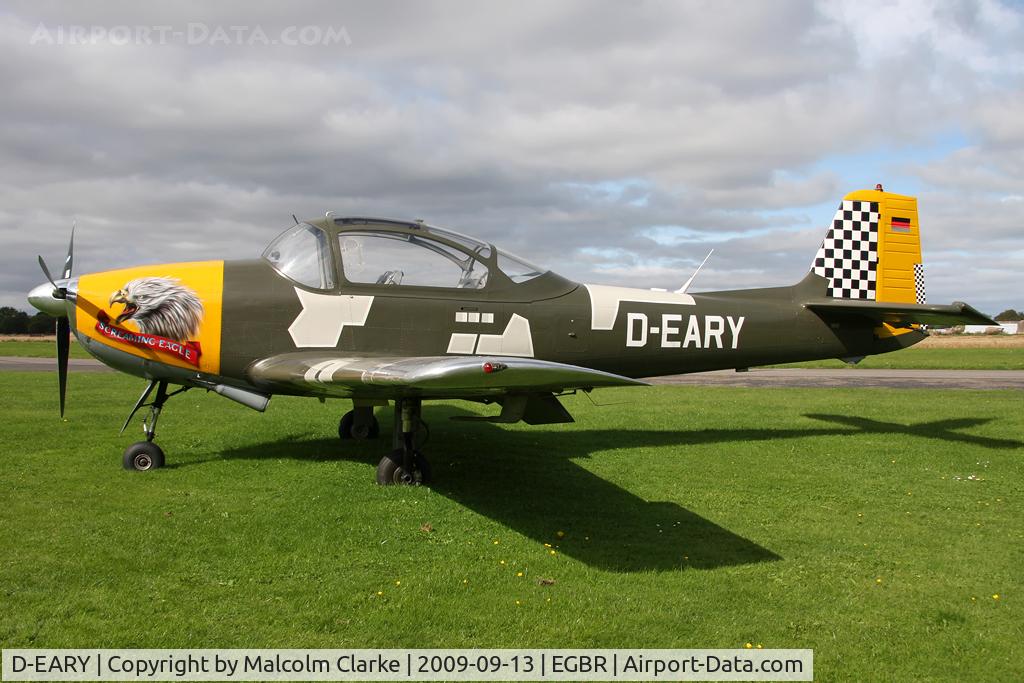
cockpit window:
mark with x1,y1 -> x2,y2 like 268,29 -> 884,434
339,232 -> 489,289
262,223 -> 336,290
426,225 -> 493,260
497,250 -> 545,284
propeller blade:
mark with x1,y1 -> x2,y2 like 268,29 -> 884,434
37,255 -> 67,300
62,221 -> 75,279
57,316 -> 70,417
38,255 -> 58,289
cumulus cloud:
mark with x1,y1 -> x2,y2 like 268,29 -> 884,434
0,0 -> 1021,314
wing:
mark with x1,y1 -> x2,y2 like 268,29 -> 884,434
247,352 -> 648,400
805,299 -> 997,328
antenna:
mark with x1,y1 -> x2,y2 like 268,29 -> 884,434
292,214 -> 299,225
675,249 -> 714,294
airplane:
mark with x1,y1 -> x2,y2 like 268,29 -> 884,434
28,187 -> 996,484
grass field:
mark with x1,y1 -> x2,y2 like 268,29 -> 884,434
1,372 -> 1021,680
0,339 -> 90,359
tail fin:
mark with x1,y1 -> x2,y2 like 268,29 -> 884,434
811,189 -> 926,304
804,188 -> 996,328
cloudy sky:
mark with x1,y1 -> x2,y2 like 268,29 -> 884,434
1,0 -> 1021,314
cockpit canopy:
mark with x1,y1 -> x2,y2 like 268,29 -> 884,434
262,218 -> 549,293
262,222 -> 336,290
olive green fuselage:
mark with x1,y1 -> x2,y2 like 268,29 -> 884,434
219,259 -> 921,389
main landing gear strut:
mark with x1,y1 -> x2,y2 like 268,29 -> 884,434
122,379 -> 188,471
375,398 -> 431,486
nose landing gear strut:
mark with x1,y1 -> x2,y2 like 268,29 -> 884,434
121,379 -> 189,471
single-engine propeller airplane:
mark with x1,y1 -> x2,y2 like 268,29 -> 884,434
29,187 -> 995,484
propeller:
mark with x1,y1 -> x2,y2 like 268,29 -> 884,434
36,224 -> 75,417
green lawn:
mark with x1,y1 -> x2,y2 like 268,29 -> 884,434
0,339 -> 90,359
1,372 -> 1021,680
772,346 -> 1022,370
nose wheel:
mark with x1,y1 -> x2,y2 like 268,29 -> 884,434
123,441 -> 165,471
121,379 -> 187,471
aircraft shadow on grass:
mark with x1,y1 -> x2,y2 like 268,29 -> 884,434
212,406 -> 784,574
803,414 -> 1023,450
208,407 -> 1020,573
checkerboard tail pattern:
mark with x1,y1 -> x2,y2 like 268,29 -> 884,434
812,200 -> 879,300
913,263 -> 926,304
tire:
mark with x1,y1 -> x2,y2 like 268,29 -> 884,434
338,411 -> 354,440
123,441 -> 165,471
376,449 -> 431,486
340,411 -> 380,440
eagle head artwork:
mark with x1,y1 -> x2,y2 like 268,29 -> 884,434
108,277 -> 204,342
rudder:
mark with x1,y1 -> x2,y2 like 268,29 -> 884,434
811,188 -> 926,304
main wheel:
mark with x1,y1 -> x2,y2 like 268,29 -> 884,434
376,449 -> 431,486
123,441 -> 165,471
339,410 -> 380,440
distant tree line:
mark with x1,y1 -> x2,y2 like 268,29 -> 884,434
0,306 -> 58,334
994,309 -> 1022,321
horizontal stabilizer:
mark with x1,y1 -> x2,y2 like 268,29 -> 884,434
805,299 -> 997,328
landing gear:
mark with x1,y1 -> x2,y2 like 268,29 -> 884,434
121,379 -> 188,472
376,449 -> 432,485
338,407 -> 380,440
123,441 -> 165,471
376,398 -> 431,485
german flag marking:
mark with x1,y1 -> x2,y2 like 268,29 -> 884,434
890,217 -> 912,233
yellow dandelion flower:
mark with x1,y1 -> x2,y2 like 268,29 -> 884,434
395,580 -> 401,586
876,578 -> 883,584
517,571 -> 524,577
744,643 -> 752,649
546,597 -> 551,602
549,549 -> 557,555
493,540 -> 499,545
544,543 -> 551,548
515,600 -> 521,606
462,579 -> 468,584
556,530 -> 565,538
971,597 -> 976,602
993,594 -> 1000,600
376,591 -> 383,596
756,644 -> 763,649
500,560 -> 506,565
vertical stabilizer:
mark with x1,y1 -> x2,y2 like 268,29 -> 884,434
811,189 -> 926,304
